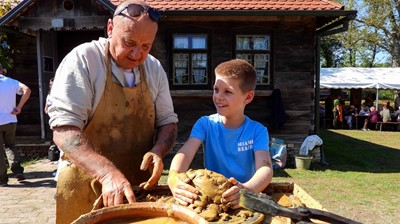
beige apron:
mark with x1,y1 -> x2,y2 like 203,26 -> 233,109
55,46 -> 155,224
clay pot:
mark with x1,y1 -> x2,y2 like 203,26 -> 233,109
71,202 -> 208,224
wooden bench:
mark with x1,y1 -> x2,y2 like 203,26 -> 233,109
376,121 -> 400,131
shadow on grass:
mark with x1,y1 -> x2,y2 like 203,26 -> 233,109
274,129 -> 400,177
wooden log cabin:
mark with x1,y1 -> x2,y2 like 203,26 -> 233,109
0,0 -> 356,164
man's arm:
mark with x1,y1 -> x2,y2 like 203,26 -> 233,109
53,125 -> 136,206
151,123 -> 178,158
12,84 -> 31,115
139,123 -> 177,189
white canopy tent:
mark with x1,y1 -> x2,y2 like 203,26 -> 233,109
320,67 -> 400,108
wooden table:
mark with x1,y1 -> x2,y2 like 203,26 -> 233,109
355,114 -> 368,130
376,121 -> 400,131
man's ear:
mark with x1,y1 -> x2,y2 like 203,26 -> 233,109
244,91 -> 255,105
107,19 -> 113,37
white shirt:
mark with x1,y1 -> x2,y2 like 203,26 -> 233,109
0,74 -> 24,125
48,37 -> 178,130
123,69 -> 136,87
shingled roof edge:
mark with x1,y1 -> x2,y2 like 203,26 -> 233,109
320,0 -> 345,10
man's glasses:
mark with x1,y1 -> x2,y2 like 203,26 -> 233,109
114,4 -> 160,22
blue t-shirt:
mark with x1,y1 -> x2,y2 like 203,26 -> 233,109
190,113 -> 269,182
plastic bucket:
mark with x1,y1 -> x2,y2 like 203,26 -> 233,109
295,155 -> 313,170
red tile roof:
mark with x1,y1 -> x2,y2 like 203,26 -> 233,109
110,0 -> 344,11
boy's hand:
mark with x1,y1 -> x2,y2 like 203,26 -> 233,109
168,170 -> 199,206
221,177 -> 244,209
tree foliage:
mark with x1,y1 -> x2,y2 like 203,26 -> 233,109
321,0 -> 399,67
320,36 -> 345,67
0,0 -> 16,70
360,0 -> 400,67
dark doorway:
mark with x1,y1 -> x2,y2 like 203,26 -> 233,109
56,30 -> 106,64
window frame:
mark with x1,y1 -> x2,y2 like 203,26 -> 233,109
233,29 -> 273,89
170,31 -> 210,89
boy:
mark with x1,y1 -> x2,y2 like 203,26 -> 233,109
168,59 -> 273,209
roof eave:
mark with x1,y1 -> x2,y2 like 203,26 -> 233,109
160,10 -> 357,17
317,11 -> 357,36
95,0 -> 116,13
0,0 -> 34,26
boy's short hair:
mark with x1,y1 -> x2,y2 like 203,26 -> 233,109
214,59 -> 256,92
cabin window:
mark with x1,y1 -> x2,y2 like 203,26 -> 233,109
235,35 -> 271,85
172,34 -> 208,85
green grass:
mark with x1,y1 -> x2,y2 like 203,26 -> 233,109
273,129 -> 400,224
161,129 -> 400,223
21,157 -> 42,166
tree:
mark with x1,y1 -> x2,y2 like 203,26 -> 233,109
0,1 -> 15,70
320,0 -> 369,67
359,0 -> 400,67
320,36 -> 345,67
321,0 -> 399,67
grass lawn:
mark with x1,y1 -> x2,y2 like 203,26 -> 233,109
161,129 -> 400,224
273,129 -> 400,224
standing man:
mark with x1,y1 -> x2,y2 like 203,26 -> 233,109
48,1 -> 178,223
0,64 -> 31,186
395,91 -> 400,111
332,94 -> 343,128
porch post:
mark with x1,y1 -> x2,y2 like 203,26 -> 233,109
36,31 -> 46,140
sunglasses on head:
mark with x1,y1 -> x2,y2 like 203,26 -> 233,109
113,3 -> 160,22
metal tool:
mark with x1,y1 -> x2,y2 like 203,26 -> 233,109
239,189 -> 362,224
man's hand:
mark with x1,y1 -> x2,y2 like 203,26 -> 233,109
99,170 -> 136,207
139,151 -> 164,190
11,107 -> 21,115
168,170 -> 199,206
53,126 -> 137,208
221,177 -> 244,209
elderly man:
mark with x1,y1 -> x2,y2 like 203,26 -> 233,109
48,1 -> 178,223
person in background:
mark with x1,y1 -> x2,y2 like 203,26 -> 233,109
358,105 -> 370,115
362,106 -> 381,131
332,95 -> 343,129
395,91 -> 400,111
332,104 -> 341,128
333,94 -> 342,108
44,78 -> 60,175
168,59 -> 273,209
344,105 -> 356,129
44,78 -> 54,114
380,104 -> 391,122
364,94 -> 374,107
0,63 -> 31,187
48,1 -> 178,223
386,101 -> 394,113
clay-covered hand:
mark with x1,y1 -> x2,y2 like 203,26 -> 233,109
99,170 -> 136,207
139,151 -> 164,190
221,177 -> 244,209
168,170 -> 199,206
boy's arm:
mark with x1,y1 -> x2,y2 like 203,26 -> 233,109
222,150 -> 273,209
243,150 -> 273,192
169,137 -> 202,172
168,137 -> 202,206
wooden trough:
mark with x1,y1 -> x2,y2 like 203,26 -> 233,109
72,182 -> 326,224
